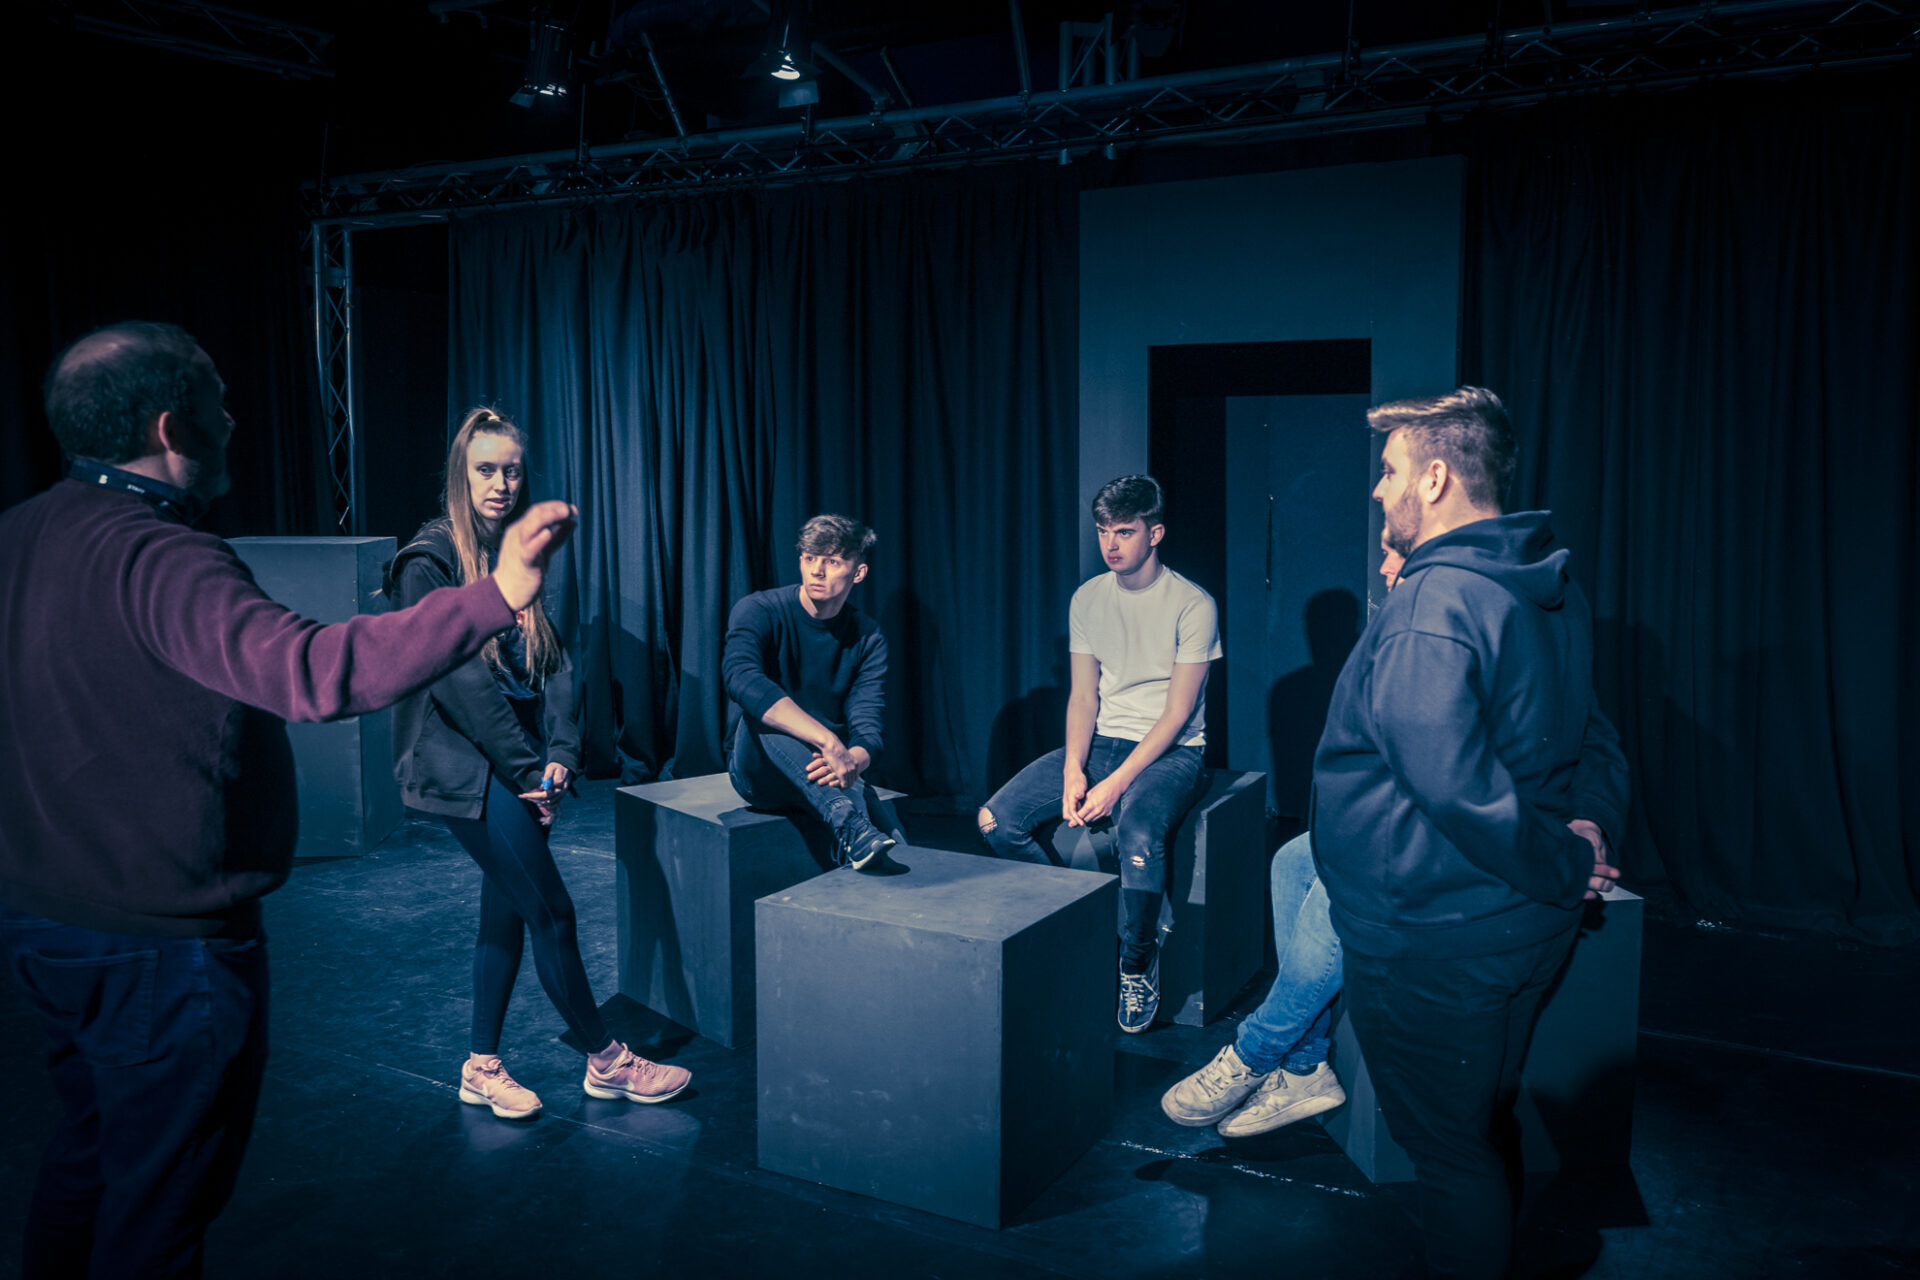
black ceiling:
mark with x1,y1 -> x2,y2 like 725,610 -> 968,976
25,1 -> 1612,183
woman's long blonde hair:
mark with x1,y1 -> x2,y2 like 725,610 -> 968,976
445,406 -> 560,685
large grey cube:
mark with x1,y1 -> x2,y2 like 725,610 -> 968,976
756,847 -> 1117,1229
228,537 -> 401,859
615,774 -> 902,1048
1055,770 -> 1267,1025
1326,885 -> 1645,1182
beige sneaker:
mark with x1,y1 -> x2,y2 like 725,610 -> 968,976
1161,1043 -> 1268,1127
1215,1061 -> 1346,1138
459,1055 -> 543,1120
583,1042 -> 691,1104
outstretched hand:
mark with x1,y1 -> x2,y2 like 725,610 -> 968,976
493,500 -> 579,612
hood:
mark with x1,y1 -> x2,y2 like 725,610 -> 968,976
383,517 -> 457,595
1401,510 -> 1568,609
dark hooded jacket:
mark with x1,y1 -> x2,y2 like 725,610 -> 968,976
385,519 -> 582,819
1310,511 -> 1628,959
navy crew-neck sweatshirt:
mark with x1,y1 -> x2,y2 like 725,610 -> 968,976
721,586 -> 887,757
0,478 -> 517,937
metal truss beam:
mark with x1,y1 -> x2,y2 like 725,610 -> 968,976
311,225 -> 359,534
71,0 -> 334,79
307,0 -> 1914,226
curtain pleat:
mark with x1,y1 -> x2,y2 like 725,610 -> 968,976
1465,80 -> 1920,943
449,169 -> 1079,801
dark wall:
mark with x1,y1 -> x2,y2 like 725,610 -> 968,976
1078,158 -> 1464,584
4,24 -> 327,536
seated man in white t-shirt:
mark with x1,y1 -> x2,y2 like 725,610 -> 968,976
978,474 -> 1222,1032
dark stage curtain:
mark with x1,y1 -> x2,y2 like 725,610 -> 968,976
1465,78 -> 1920,944
448,169 -> 1079,799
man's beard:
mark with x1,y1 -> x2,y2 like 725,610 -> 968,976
1382,485 -> 1421,558
180,409 -> 230,500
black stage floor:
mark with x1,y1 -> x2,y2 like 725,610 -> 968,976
3,780 -> 1915,1278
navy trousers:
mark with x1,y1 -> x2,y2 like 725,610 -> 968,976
1343,926 -> 1578,1280
0,904 -> 269,1280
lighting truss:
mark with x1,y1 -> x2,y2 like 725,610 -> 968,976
305,0 -> 1914,528
311,225 -> 358,533
308,0 -> 1914,226
70,0 -> 334,80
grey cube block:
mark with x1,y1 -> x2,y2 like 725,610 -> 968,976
1055,770 -> 1267,1025
756,847 -> 1117,1229
229,537 -> 401,859
1325,885 -> 1644,1182
615,774 -> 903,1048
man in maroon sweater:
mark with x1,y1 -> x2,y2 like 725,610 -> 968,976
0,321 -> 577,1279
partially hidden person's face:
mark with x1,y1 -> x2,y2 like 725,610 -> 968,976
1097,516 -> 1162,576
466,431 -> 525,531
800,548 -> 866,610
1373,428 -> 1423,558
1380,529 -> 1406,591
183,351 -> 235,501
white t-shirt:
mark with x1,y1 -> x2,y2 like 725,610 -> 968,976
1068,566 -> 1222,747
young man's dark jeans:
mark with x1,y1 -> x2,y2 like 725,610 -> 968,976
0,904 -> 270,1280
979,735 -> 1208,970
729,723 -> 901,844
1342,925 -> 1578,1280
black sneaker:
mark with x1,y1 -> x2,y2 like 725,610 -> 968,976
1117,951 -> 1160,1034
833,808 -> 897,872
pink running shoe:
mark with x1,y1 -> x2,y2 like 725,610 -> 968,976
583,1043 -> 691,1104
459,1055 -> 543,1120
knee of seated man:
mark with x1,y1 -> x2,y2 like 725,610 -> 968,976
1113,819 -> 1162,872
977,805 -> 1016,855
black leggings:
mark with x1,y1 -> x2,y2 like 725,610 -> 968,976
442,775 -> 613,1057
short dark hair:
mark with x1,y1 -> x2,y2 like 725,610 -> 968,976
43,321 -> 205,464
1367,386 -> 1516,510
1091,474 -> 1165,528
797,513 -> 877,564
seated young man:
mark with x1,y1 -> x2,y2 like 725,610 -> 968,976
722,514 -> 898,870
978,475 -> 1220,1032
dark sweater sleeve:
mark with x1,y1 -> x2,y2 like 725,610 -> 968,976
1570,699 -> 1630,849
130,526 -> 515,724
542,648 -> 584,775
1369,628 -> 1592,908
392,555 -> 544,793
722,593 -> 789,720
844,628 -> 887,757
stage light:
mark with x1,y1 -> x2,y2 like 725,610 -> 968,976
511,17 -> 570,106
757,1 -> 816,83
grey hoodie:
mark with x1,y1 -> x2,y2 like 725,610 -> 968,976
1310,511 -> 1629,959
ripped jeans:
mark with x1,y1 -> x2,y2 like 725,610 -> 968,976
978,736 -> 1208,971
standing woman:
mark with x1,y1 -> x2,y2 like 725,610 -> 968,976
388,407 -> 690,1120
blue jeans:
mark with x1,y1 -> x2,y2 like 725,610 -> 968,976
1234,833 -> 1341,1074
1343,926 -> 1578,1280
729,723 -> 904,840
0,905 -> 270,1280
979,736 -> 1208,969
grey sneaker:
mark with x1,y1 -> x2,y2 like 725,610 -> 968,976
833,808 -> 897,872
1160,1042 -> 1267,1127
1117,952 -> 1160,1034
1216,1060 -> 1346,1137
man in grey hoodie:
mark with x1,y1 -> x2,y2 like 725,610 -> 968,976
1311,387 -> 1628,1280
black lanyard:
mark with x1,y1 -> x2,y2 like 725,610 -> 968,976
67,460 -> 204,525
